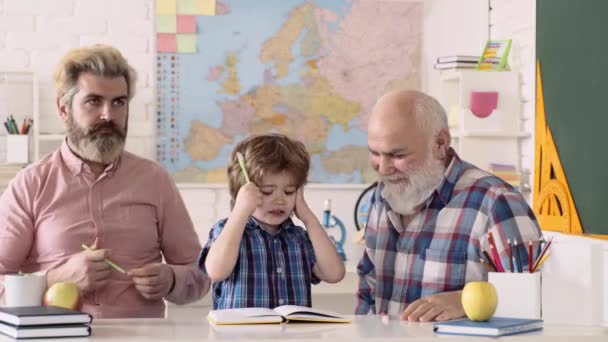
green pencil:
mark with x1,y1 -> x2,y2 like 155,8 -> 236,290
81,244 -> 126,274
236,152 -> 251,183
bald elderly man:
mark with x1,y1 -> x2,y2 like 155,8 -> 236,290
356,90 -> 541,322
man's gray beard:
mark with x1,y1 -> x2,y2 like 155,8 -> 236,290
381,156 -> 445,216
66,115 -> 126,164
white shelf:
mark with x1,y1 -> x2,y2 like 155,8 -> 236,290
39,134 -> 65,141
450,130 -> 530,138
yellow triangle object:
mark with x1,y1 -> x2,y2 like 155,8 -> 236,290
533,61 -> 583,234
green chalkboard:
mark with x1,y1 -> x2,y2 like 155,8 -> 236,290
537,0 -> 608,235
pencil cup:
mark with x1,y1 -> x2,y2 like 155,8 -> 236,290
6,135 -> 29,164
488,272 -> 541,320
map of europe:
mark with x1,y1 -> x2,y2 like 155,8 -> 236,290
156,0 -> 421,183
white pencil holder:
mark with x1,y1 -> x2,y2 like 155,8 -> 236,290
488,272 -> 542,320
6,135 -> 29,164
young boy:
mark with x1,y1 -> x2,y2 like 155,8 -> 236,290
199,133 -> 345,309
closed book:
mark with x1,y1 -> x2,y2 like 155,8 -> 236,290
437,55 -> 480,63
434,61 -> 478,70
0,306 -> 92,326
433,317 -> 543,337
0,321 -> 91,339
208,305 -> 351,325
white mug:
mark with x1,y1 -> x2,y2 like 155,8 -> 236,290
3,272 -> 47,307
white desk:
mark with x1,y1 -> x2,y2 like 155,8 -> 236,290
82,306 -> 608,341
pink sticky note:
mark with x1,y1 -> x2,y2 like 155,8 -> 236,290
177,15 -> 196,33
157,33 -> 177,53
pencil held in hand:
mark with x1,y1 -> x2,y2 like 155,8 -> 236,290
236,152 -> 251,183
81,244 -> 126,273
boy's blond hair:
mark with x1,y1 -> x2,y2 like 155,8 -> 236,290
228,133 -> 310,201
54,45 -> 137,108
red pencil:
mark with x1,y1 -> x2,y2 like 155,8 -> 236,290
532,237 -> 553,272
528,240 -> 533,273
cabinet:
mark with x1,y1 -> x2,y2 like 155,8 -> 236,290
438,69 -> 529,184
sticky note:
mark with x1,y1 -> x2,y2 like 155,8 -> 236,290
177,15 -> 196,33
156,0 -> 177,15
157,33 -> 177,53
198,0 -> 216,15
157,15 -> 177,33
177,0 -> 198,14
177,34 -> 196,53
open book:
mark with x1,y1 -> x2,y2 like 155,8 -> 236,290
207,305 -> 351,325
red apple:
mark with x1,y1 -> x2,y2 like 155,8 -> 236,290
43,282 -> 82,310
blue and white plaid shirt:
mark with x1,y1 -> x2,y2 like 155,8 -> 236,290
199,217 -> 319,309
356,150 -> 542,315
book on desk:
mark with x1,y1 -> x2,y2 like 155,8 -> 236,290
0,306 -> 92,339
208,305 -> 351,325
433,317 -> 543,337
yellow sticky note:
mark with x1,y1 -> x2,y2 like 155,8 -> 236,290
157,15 -> 177,33
177,0 -> 198,14
177,34 -> 197,53
156,0 -> 177,15
198,0 -> 216,15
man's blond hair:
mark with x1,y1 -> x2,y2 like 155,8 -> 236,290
54,45 -> 137,108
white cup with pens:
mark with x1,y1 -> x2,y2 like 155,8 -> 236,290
2,272 -> 47,307
483,235 -> 552,320
4,116 -> 33,164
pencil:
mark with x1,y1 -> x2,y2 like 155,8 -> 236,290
532,237 -> 553,272
236,152 -> 251,183
480,258 -> 495,272
533,251 -> 551,271
490,245 -> 505,272
528,240 -> 534,272
514,240 -> 523,273
482,249 -> 497,271
81,244 -> 126,273
507,239 -> 514,273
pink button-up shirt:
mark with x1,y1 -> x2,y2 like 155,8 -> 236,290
0,142 -> 209,318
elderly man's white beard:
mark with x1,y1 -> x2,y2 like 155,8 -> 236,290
381,156 -> 446,216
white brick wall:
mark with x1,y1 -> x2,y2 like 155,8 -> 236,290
0,0 -> 156,160
490,0 -> 536,195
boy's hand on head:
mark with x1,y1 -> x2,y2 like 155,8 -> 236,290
233,182 -> 262,216
294,187 -> 314,223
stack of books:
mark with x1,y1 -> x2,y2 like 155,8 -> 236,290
490,163 -> 520,188
0,306 -> 92,339
434,55 -> 479,70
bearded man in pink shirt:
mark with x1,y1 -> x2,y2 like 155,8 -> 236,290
0,45 -> 210,318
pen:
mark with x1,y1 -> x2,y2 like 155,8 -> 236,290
81,244 -> 126,273
236,152 -> 251,183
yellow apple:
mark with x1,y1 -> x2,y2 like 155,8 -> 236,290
43,282 -> 82,310
461,281 -> 498,321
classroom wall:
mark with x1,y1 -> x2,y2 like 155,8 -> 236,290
3,0 -> 604,322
